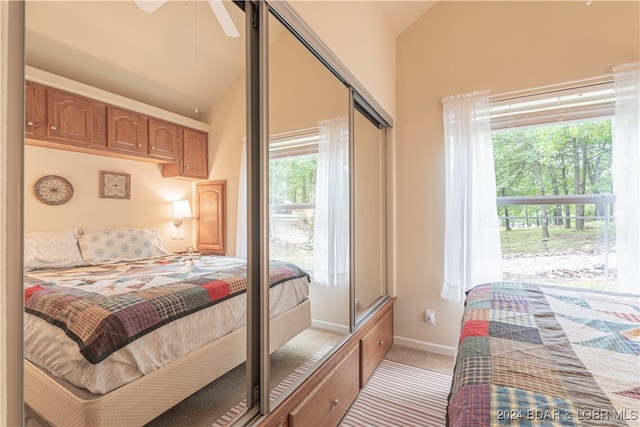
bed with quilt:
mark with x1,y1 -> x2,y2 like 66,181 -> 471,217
22,227 -> 312,426
447,282 -> 639,426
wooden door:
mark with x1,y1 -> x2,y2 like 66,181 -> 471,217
107,107 -> 148,155
196,181 -> 226,255
25,81 -> 47,138
149,118 -> 177,161
183,128 -> 208,179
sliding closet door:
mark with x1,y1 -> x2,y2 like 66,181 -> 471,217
25,1 -> 250,425
353,104 -> 388,322
266,10 -> 350,410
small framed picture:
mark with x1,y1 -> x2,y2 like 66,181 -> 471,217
100,171 -> 130,199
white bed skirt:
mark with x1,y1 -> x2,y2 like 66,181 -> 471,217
25,298 -> 312,427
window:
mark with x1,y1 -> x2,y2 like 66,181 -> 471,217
269,129 -> 319,271
490,79 -> 618,291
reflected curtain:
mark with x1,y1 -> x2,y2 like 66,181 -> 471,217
441,90 -> 503,303
313,117 -> 349,287
613,62 -> 640,295
236,139 -> 247,258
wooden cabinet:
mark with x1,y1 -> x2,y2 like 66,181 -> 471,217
163,128 -> 208,179
183,128 -> 208,178
107,107 -> 148,155
24,80 -> 206,178
289,345 -> 360,426
360,305 -> 393,387
25,81 -> 47,138
259,299 -> 394,427
196,181 -> 226,255
148,118 -> 177,161
46,87 -> 106,147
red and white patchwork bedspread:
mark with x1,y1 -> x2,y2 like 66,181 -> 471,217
448,282 -> 639,426
24,254 -> 309,364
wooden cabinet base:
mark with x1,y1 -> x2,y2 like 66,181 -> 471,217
259,298 -> 394,427
288,345 -> 360,426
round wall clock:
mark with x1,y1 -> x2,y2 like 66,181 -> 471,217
34,175 -> 74,205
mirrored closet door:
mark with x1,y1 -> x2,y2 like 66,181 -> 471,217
266,9 -> 351,410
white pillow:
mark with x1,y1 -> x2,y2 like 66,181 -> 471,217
78,228 -> 168,265
24,228 -> 86,271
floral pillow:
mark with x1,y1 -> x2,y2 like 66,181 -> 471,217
78,228 -> 168,265
24,228 -> 86,271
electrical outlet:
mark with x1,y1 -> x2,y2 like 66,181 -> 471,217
178,228 -> 185,239
171,229 -> 178,240
425,309 -> 436,325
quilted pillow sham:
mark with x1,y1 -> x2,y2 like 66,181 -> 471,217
24,228 -> 86,271
78,228 -> 168,265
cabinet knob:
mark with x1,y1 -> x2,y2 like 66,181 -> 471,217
27,121 -> 34,126
50,125 -> 57,131
185,166 -> 190,170
151,146 -> 156,150
137,143 -> 142,148
379,340 -> 384,346
332,399 -> 339,406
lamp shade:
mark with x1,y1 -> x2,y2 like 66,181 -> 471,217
172,200 -> 192,220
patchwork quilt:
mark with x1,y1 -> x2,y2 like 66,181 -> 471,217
24,254 -> 309,364
447,282 -> 640,426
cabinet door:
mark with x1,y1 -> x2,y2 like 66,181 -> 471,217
107,107 -> 149,155
360,305 -> 393,387
196,181 -> 226,254
183,128 -> 208,179
149,118 -> 177,161
46,88 -> 95,145
25,81 -> 47,138
288,345 -> 360,426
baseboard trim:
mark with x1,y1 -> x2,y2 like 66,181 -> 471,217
393,335 -> 457,358
311,319 -> 350,334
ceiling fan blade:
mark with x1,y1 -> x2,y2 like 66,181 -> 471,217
133,0 -> 167,14
207,0 -> 240,38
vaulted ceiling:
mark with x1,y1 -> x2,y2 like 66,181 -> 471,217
26,1 -> 436,121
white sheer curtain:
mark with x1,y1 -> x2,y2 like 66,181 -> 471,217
441,90 -> 503,303
235,139 -> 247,258
313,117 -> 349,287
613,62 -> 640,295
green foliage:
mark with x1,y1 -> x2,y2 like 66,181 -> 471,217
493,119 -> 613,232
493,119 -> 612,199
269,154 -> 317,204
500,221 -> 615,255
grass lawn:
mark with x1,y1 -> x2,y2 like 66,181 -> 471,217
500,220 -> 616,255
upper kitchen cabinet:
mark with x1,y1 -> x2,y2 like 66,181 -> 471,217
45,86 -> 107,147
148,119 -> 178,162
24,81 -> 47,139
24,77 -> 208,179
107,106 -> 149,155
162,127 -> 208,180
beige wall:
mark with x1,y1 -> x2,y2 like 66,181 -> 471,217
24,67 -> 213,254
204,62 -> 245,258
287,1 -> 397,119
395,1 -> 640,353
24,146 -> 195,253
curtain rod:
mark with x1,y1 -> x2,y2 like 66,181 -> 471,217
490,73 -> 614,103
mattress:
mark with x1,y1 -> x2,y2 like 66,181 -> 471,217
447,282 -> 640,426
24,254 -> 310,394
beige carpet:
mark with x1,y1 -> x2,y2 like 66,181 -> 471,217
341,359 -> 453,427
